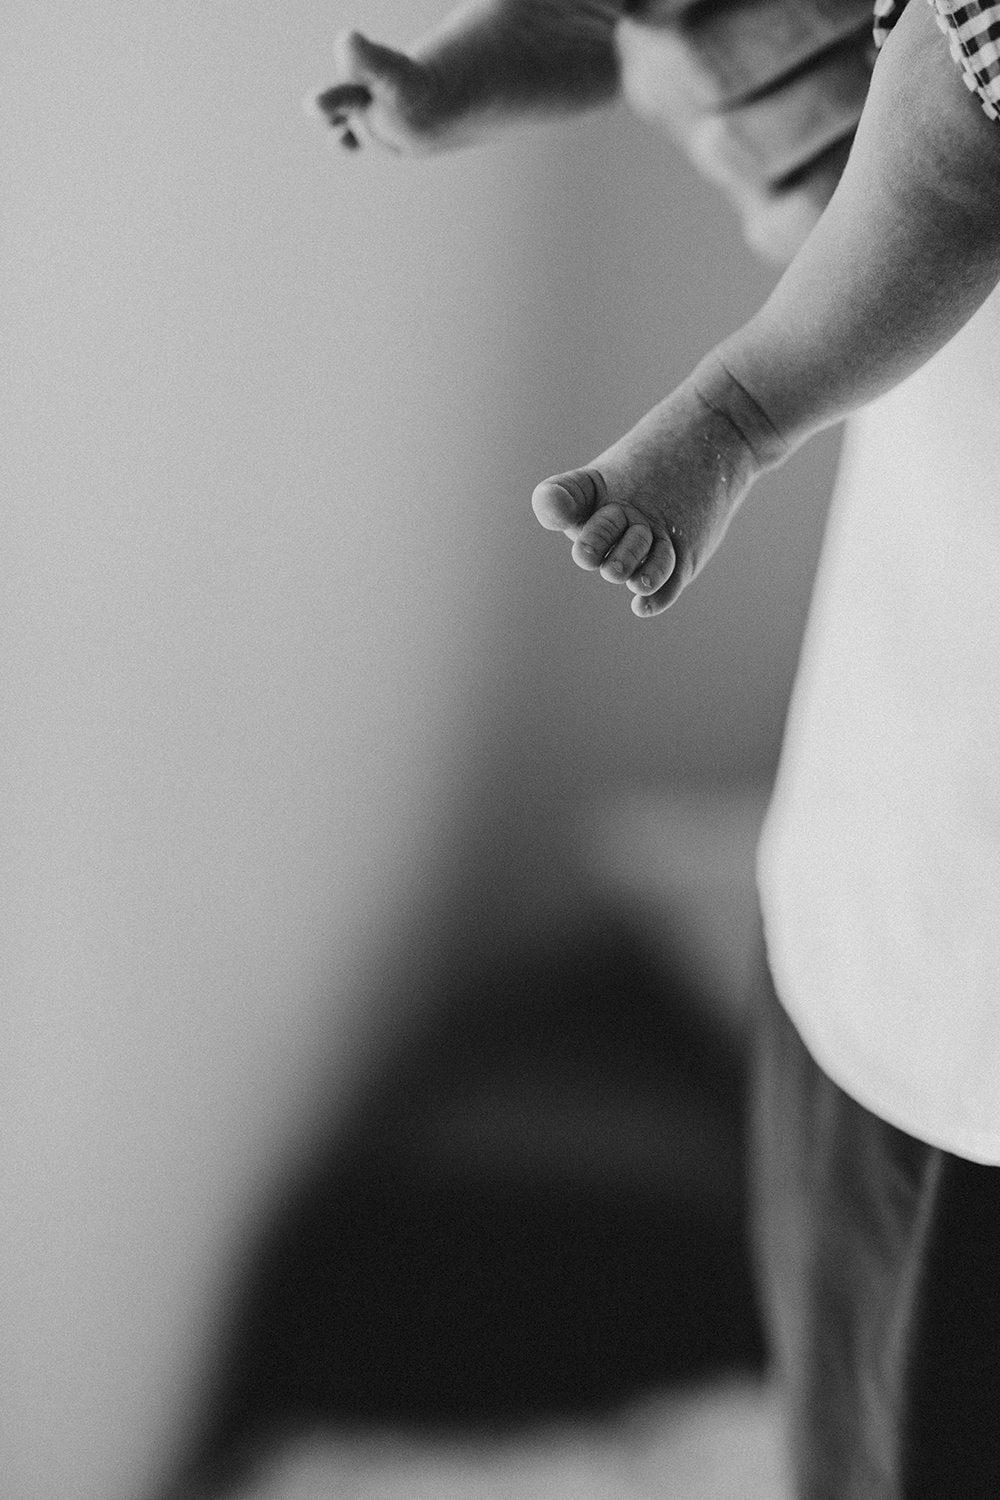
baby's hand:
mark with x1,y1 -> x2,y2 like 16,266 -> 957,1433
312,31 -> 453,154
311,3 -> 620,155
532,355 -> 786,615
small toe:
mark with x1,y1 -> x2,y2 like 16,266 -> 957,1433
631,591 -> 664,618
571,503 -> 630,571
600,523 -> 653,583
626,536 -> 676,596
630,565 -> 686,617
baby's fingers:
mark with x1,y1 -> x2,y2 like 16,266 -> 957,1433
313,81 -> 372,123
310,82 -> 371,149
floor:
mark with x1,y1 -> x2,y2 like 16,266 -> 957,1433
164,788 -> 774,1500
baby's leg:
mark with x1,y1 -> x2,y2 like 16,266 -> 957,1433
541,0 -> 1000,623
313,1 -> 622,155
532,355 -> 786,615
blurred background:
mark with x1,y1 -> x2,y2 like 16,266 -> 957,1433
4,3 -> 840,1497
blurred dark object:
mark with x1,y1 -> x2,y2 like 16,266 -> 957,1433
164,909 -> 764,1496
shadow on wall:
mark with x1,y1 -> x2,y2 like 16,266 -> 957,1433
159,905 -> 766,1499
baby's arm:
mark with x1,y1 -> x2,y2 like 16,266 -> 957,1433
533,0 -> 1000,614
313,0 -> 624,154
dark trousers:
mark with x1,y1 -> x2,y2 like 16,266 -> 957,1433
749,953 -> 1000,1499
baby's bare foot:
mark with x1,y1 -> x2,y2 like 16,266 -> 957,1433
532,363 -> 782,616
533,467 -> 680,612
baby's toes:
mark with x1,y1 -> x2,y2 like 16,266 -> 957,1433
625,536 -> 676,596
630,563 -> 686,618
599,522 -> 653,584
571,503 -> 631,572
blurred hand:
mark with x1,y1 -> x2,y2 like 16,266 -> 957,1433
312,5 -> 622,156
616,0 -> 876,261
313,31 -> 447,154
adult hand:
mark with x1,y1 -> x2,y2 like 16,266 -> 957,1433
617,0 -> 876,261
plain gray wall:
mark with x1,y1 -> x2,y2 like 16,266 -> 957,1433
2,3 -> 838,1496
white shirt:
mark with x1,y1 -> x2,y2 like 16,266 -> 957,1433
757,282 -> 1000,1163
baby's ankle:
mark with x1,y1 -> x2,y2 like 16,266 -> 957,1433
690,348 -> 792,474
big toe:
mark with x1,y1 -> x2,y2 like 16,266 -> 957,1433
531,468 -> 605,534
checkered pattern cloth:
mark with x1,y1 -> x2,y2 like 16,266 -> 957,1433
873,0 -> 1000,120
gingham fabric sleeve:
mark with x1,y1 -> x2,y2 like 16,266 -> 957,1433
873,0 -> 1000,120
